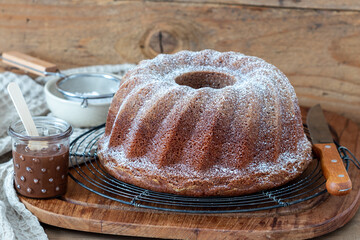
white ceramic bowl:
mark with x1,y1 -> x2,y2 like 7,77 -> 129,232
44,78 -> 115,128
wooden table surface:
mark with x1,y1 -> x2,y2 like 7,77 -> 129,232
1,137 -> 359,240
2,159 -> 351,240
41,214 -> 360,240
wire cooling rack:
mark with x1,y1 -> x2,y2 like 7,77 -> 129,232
68,124 -> 356,213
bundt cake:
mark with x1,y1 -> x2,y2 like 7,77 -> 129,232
97,49 -> 312,197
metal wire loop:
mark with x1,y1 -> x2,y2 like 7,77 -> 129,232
338,146 -> 360,169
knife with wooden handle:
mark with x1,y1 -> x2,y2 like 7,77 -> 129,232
307,104 -> 352,196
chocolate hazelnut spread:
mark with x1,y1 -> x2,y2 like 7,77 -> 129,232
13,144 -> 69,198
8,116 -> 72,198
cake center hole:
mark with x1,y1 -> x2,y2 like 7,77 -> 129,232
175,71 -> 236,89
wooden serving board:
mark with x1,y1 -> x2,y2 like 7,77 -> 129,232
19,108 -> 360,240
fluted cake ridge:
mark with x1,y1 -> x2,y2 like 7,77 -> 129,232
97,49 -> 312,196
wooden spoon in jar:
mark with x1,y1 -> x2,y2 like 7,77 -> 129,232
7,82 -> 44,150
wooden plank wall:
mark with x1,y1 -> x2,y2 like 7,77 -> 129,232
0,0 -> 359,124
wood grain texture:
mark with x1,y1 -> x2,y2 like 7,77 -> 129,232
0,1 -> 360,125
0,1 -> 359,125
18,109 -> 360,240
164,0 -> 360,11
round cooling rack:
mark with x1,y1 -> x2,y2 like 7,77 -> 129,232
68,124 -> 352,214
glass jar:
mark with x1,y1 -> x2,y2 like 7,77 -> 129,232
8,116 -> 73,198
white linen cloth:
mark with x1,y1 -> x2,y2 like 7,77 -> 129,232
0,64 -> 134,240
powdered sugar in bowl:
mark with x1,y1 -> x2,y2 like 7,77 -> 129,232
44,73 -> 120,128
56,73 -> 120,108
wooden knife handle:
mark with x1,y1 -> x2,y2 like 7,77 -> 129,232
313,143 -> 352,196
1,51 -> 58,76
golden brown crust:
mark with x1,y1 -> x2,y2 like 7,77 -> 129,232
97,146 -> 311,197
97,50 -> 313,197
97,135 -> 312,197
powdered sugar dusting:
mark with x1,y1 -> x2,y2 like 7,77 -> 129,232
99,134 -> 311,182
98,49 -> 313,196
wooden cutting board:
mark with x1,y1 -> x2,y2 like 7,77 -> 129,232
19,108 -> 360,240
